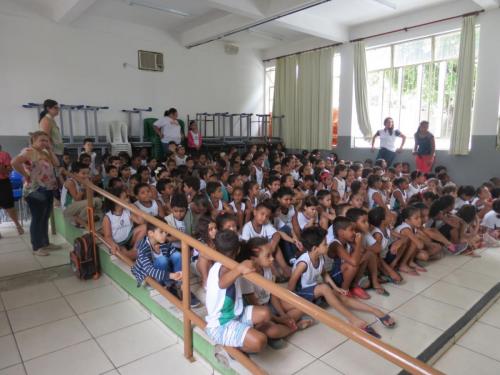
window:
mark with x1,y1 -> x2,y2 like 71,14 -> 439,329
353,28 -> 479,149
264,52 -> 341,147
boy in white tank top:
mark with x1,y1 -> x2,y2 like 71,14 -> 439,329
289,227 -> 391,338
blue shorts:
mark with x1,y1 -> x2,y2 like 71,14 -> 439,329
384,251 -> 397,264
329,258 -> 343,287
295,285 -> 317,302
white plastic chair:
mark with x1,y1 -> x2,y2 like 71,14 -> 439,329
107,121 -> 132,156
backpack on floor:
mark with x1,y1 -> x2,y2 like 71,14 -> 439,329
70,233 -> 99,280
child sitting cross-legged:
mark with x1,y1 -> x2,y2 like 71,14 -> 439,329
289,226 -> 393,338
205,230 -> 272,353
102,187 -> 146,261
131,221 -> 183,288
239,238 -> 315,349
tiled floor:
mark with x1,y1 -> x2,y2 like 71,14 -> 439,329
434,297 -> 500,375
250,246 -> 500,375
0,225 -> 71,278
0,272 -> 213,375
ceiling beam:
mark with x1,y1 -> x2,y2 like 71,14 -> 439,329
471,0 -> 500,9
51,0 -> 98,24
207,0 -> 265,18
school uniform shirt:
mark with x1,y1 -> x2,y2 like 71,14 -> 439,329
205,262 -> 245,328
241,221 -> 277,242
134,200 -> 159,217
164,213 -> 185,249
362,232 -> 377,249
297,212 -> 317,230
61,178 -> 82,210
254,166 -> 264,187
334,177 -> 346,199
175,155 -> 187,166
454,197 -> 470,210
390,188 -> 407,211
326,225 -> 336,245
240,267 -> 273,305
371,227 -> 390,258
229,201 -> 245,214
105,209 -> 133,243
291,170 -> 300,181
368,188 -> 381,209
481,210 -> 500,230
407,183 -> 422,199
275,206 -> 296,229
293,252 -> 324,289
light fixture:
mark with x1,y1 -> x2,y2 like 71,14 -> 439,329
370,0 -> 397,10
126,1 -> 190,17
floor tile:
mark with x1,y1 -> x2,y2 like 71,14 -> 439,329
321,340 -> 400,375
421,281 -> 483,310
0,253 -> 41,278
435,344 -> 500,375
460,257 -> 500,280
1,283 -> 61,311
395,295 -> 466,330
79,300 -> 149,337
65,285 -> 128,314
15,316 -> 91,361
118,345 -> 211,375
0,365 -> 25,375
0,312 -> 11,337
7,298 -> 74,333
0,241 -> 31,255
294,360 -> 343,375
53,274 -> 111,296
252,341 -> 315,375
0,299 -> 4,312
442,268 -> 499,293
97,320 -> 176,367
0,236 -> 27,245
365,284 -> 416,311
33,249 -> 70,269
24,340 -> 113,375
0,335 -> 22,370
479,302 -> 500,328
457,322 -> 500,362
390,274 -> 437,294
371,312 -> 442,357
420,263 -> 454,279
285,321 -> 347,358
434,254 -> 472,269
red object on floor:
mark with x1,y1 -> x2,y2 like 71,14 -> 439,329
350,286 -> 370,300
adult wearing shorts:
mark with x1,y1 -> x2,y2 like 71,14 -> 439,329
371,117 -> 406,167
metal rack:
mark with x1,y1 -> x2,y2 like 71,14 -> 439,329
121,107 -> 152,145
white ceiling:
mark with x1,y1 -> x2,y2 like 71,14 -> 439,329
7,0 -> 497,50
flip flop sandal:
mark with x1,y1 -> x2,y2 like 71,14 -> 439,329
362,325 -> 381,339
297,316 -> 316,330
377,314 -> 396,328
375,287 -> 390,296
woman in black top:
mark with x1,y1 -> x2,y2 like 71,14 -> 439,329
413,121 -> 435,173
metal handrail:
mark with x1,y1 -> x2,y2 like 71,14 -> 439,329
83,180 -> 443,375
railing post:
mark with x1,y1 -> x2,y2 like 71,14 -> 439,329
181,240 -> 194,361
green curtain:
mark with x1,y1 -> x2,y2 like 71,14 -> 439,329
296,48 -> 333,149
273,55 -> 298,145
353,41 -> 373,139
450,15 -> 476,155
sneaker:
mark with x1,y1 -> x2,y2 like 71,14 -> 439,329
34,249 -> 50,256
350,286 -> 370,300
268,338 -> 287,350
190,292 -> 201,308
357,275 -> 370,289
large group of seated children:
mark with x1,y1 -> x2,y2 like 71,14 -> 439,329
59,137 -> 500,352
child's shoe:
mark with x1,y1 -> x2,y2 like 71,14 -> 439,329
350,286 -> 370,300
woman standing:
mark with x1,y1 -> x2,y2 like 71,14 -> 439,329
39,99 -> 64,157
371,117 -> 406,167
11,131 -> 59,256
154,108 -> 184,154
413,121 -> 435,173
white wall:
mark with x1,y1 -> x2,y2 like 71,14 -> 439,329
0,1 -> 264,137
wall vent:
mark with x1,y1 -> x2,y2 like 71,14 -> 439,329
138,50 -> 164,72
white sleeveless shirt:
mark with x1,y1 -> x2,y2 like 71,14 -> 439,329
334,177 -> 346,199
293,252 -> 324,289
106,209 -> 133,243
134,200 -> 159,216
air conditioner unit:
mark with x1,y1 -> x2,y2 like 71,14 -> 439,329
138,50 -> 164,72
